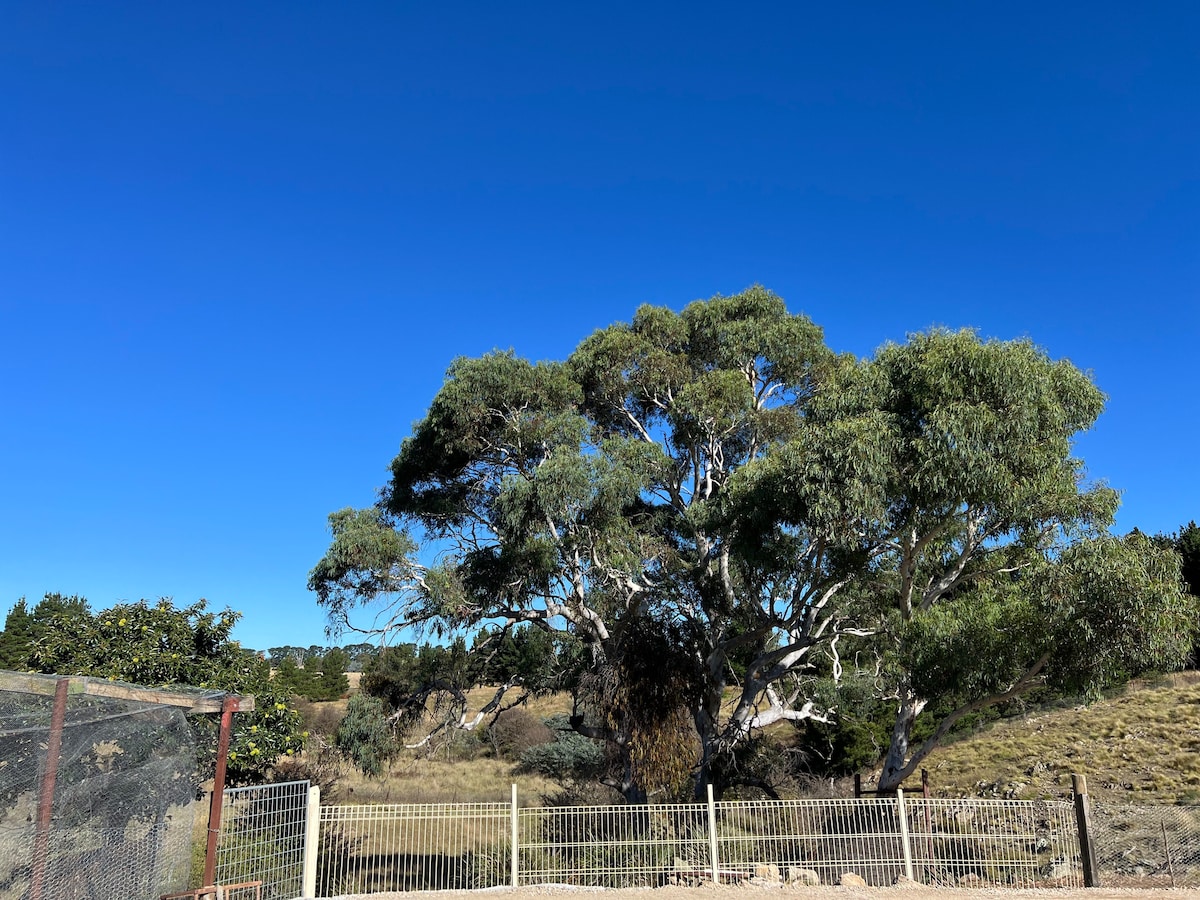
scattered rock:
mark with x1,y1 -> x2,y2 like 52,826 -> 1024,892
1047,860 -> 1073,879
958,872 -> 982,885
669,857 -> 704,887
839,872 -> 867,887
893,874 -> 920,889
753,863 -> 780,882
786,867 -> 819,886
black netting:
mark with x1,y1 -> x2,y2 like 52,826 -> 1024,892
0,673 -> 225,900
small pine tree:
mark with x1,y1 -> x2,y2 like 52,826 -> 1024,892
0,599 -> 35,670
317,648 -> 350,700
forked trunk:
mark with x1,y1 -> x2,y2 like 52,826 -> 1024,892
879,683 -> 924,791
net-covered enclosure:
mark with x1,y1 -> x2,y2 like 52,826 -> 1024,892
0,672 -> 230,900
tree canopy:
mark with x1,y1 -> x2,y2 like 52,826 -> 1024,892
310,288 -> 1197,798
4,595 -> 304,783
736,329 -> 1193,787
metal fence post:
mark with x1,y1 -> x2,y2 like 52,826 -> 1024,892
896,788 -> 914,881
29,677 -> 69,900
302,785 -> 320,898
1072,773 -> 1100,887
707,783 -> 720,884
511,784 -> 519,888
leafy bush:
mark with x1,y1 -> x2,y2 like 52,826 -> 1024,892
488,709 -> 554,760
334,693 -> 396,777
519,728 -> 603,781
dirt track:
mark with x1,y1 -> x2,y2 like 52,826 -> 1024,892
327,886 -> 1200,900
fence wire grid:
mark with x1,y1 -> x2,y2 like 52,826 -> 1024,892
216,780 -> 311,900
317,802 -> 511,896
519,802 -> 709,887
0,820 -> 191,900
314,794 -> 1082,892
1091,802 -> 1200,887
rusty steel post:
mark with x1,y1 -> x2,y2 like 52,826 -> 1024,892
30,677 -> 69,900
203,696 -> 238,888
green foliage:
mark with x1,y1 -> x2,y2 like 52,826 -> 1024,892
273,649 -> 349,702
471,624 -> 576,692
751,330 -> 1195,787
26,597 -> 304,783
360,639 -> 472,708
311,290 -> 1196,800
1177,522 -> 1200,596
1038,532 -> 1197,693
307,507 -> 420,636
0,598 -> 36,669
273,656 -> 311,696
519,717 -> 604,781
0,593 -> 91,672
334,692 -> 398,777
316,647 -> 350,700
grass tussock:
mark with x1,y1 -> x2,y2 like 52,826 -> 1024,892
923,671 -> 1200,805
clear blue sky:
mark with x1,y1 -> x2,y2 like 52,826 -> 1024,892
2,3 -> 1196,651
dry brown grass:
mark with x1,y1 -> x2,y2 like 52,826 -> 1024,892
921,671 -> 1200,804
303,673 -> 1200,807
298,687 -> 574,807
335,754 -> 562,806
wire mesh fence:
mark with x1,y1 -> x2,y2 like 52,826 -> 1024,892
316,802 -> 511,896
216,780 -> 311,900
1091,802 -> 1200,887
0,672 -> 209,900
909,799 -> 1082,888
716,797 -> 904,886
314,793 -> 1083,893
518,802 -> 711,887
0,820 -> 192,900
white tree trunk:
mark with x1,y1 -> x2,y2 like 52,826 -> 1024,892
880,682 -> 925,791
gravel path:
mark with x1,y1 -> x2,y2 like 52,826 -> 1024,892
324,886 -> 1200,900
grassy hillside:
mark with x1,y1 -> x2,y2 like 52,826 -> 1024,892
909,671 -> 1200,805
297,672 -> 1200,807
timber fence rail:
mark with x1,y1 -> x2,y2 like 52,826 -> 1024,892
308,788 -> 1084,894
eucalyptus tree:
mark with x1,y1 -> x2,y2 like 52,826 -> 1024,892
310,287 -> 856,798
739,329 -> 1197,790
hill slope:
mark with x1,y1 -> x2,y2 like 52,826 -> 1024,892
907,671 -> 1200,805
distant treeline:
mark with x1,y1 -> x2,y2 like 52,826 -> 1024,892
265,643 -> 379,671
264,624 -> 565,703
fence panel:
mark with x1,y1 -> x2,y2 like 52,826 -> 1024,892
311,795 -> 1092,893
716,797 -> 906,886
317,802 -> 510,896
907,799 -> 1082,888
1091,803 -> 1200,887
517,803 -> 710,887
216,780 -> 310,900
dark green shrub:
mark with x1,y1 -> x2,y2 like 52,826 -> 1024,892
519,730 -> 603,780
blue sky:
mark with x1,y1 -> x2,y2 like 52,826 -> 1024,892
2,3 -> 1197,651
